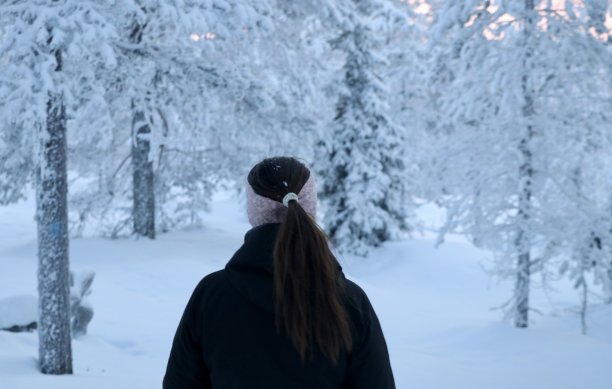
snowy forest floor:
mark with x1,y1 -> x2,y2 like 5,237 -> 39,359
1,192 -> 611,389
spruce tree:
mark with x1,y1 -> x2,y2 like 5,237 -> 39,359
317,0 -> 412,256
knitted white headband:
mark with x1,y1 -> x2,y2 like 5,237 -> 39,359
246,174 -> 317,227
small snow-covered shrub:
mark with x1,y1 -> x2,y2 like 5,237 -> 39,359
70,270 -> 95,337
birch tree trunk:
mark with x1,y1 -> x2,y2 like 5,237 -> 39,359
37,46 -> 73,374
514,0 -> 536,328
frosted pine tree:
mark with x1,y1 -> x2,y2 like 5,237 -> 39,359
0,0 -> 117,374
428,0 -> 612,328
316,0 -> 413,256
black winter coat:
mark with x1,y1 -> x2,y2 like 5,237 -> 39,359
163,223 -> 395,389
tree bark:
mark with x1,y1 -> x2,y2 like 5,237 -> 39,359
579,273 -> 588,335
607,267 -> 612,304
37,46 -> 73,374
514,232 -> 530,328
131,107 -> 156,239
608,196 -> 612,304
514,0 -> 535,329
129,18 -> 156,239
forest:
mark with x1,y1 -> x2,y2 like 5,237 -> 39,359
0,1 -> 611,387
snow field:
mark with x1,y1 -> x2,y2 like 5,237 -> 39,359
0,192 -> 611,388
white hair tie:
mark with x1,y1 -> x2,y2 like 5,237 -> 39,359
282,192 -> 299,207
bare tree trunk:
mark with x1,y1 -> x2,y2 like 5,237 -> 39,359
579,273 -> 588,335
608,198 -> 612,304
514,0 -> 535,329
129,19 -> 155,239
37,45 -> 73,374
131,107 -> 156,239
514,228 -> 530,327
606,266 -> 612,304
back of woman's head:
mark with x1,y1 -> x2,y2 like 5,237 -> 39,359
247,156 -> 352,363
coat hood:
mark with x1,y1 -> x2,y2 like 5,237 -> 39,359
225,223 -> 280,313
224,222 -> 344,314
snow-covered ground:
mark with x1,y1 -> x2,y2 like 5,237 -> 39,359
1,192 -> 611,389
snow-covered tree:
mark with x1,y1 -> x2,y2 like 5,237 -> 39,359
553,127 -> 612,324
427,0 -> 612,327
0,0 -> 117,374
67,0 -> 309,237
68,0 -> 280,237
219,0 -> 340,169
386,0 -> 431,141
557,168 -> 612,333
108,1 -> 214,239
316,0 -> 414,256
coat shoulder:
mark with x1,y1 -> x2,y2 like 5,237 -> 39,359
343,278 -> 369,306
343,277 -> 376,322
191,269 -> 228,296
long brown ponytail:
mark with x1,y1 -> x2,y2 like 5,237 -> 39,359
247,157 -> 352,363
